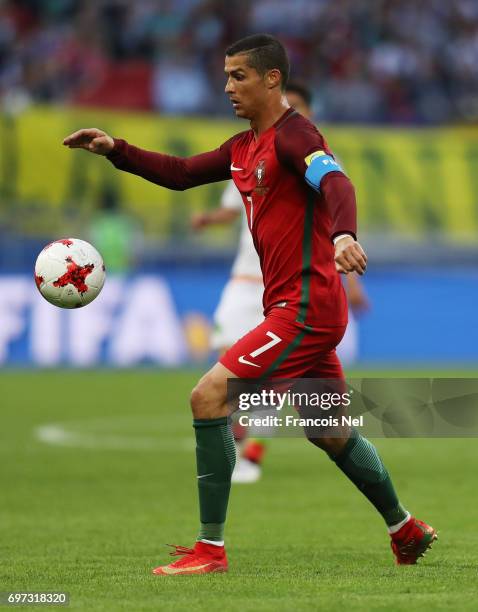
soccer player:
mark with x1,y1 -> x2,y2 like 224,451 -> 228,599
192,82 -> 370,483
63,34 -> 436,574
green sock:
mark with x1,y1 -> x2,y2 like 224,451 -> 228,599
332,431 -> 408,527
194,417 -> 236,542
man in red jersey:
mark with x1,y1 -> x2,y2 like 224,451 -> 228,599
64,34 -> 436,575
193,82 -> 371,484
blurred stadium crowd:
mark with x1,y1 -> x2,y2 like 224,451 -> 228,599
1,0 -> 477,123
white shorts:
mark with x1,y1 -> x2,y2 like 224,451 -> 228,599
336,311 -> 358,366
211,278 -> 264,351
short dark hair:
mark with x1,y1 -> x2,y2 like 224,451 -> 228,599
226,34 -> 290,90
286,81 -> 313,108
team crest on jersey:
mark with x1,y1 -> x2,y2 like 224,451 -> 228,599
253,160 -> 268,195
255,160 -> 266,185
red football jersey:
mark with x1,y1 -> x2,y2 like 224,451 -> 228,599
228,109 -> 348,327
108,108 -> 357,328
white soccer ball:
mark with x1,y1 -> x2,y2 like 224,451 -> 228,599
34,238 -> 106,308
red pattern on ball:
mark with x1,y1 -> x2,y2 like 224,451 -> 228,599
34,274 -> 44,289
53,257 -> 94,294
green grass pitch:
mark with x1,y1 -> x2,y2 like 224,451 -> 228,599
1,370 -> 477,611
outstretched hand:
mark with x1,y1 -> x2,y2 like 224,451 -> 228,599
63,128 -> 114,156
334,235 -> 367,275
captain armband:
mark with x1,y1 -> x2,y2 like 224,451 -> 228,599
304,150 -> 344,192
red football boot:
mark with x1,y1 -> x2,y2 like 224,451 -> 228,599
153,542 -> 228,575
390,517 -> 438,565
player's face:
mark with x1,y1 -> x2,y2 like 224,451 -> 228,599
224,54 -> 271,119
286,91 -> 312,119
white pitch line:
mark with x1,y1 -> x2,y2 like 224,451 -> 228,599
35,422 -> 194,452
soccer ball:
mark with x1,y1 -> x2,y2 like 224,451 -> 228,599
34,238 -> 106,308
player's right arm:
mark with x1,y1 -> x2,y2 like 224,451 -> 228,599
63,128 -> 238,191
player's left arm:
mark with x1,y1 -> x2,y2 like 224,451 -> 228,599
276,122 -> 367,275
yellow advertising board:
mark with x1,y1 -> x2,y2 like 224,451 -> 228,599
0,106 -> 477,240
